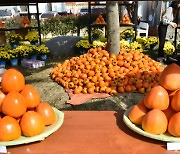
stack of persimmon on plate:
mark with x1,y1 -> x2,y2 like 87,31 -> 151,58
124,63 -> 180,141
0,68 -> 64,146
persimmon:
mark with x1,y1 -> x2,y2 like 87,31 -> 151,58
91,76 -> 98,83
36,102 -> 56,126
0,116 -> 21,141
135,81 -> 143,89
20,111 -> 45,137
74,86 -> 82,94
68,82 -> 74,89
117,60 -> 124,67
144,85 -> 169,110
88,87 -> 94,94
110,80 -> 117,87
82,88 -> 88,94
163,105 -> 176,121
138,87 -> 145,94
142,109 -> 168,135
110,89 -> 117,95
109,72 -> 115,78
105,87 -> 111,94
86,82 -> 94,88
128,99 -> 148,125
159,63 -> 180,91
125,85 -> 132,92
80,73 -> 87,79
72,77 -> 79,85
78,79 -> 84,87
97,76 -> 104,82
131,85 -> 137,92
0,88 -> 6,112
2,91 -> 27,118
99,81 -> 106,87
171,90 -> 180,111
1,68 -> 25,92
168,112 -> 180,136
117,86 -> 124,93
20,84 -> 40,109
95,86 -> 100,93
100,86 -> 106,93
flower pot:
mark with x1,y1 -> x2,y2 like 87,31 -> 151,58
126,38 -> 132,43
29,55 -> 37,60
21,57 -> 29,62
0,60 -> 6,68
79,49 -> 85,54
10,58 -> 19,66
92,38 -> 99,41
31,41 -> 39,46
11,43 -> 19,49
150,45 -> 156,50
40,54 -> 47,61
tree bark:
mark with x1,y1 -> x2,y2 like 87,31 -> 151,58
106,1 -> 120,55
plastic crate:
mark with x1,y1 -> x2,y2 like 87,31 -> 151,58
21,60 -> 45,69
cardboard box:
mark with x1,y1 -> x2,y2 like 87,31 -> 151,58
21,60 -> 45,69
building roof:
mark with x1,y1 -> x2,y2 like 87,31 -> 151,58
1,0 -> 101,5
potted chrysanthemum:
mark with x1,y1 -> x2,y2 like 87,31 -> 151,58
25,30 -> 39,46
0,46 -> 11,67
6,32 -> 22,49
163,41 -> 175,56
37,44 -> 50,61
120,29 -> 135,43
75,39 -> 91,54
8,48 -> 20,66
146,37 -> 159,50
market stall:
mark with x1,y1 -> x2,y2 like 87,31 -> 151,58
0,1 -> 180,154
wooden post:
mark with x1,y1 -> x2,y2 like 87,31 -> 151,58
0,32 -> 6,46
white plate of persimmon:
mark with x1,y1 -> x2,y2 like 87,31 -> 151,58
0,107 -> 64,146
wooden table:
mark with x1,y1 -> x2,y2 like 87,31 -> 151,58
8,111 -> 172,154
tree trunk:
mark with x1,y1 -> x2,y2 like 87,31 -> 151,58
106,1 -> 120,55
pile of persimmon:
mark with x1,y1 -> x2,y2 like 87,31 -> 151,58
128,63 -> 180,137
19,16 -> 31,27
120,14 -> 131,24
0,68 -> 56,141
0,21 -> 5,28
95,14 -> 105,24
50,47 -> 164,95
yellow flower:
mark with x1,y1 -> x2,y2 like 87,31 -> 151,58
76,40 -> 91,49
163,41 -> 175,55
25,30 -> 39,42
6,32 -> 22,44
129,41 -> 143,52
120,39 -> 129,49
37,45 -> 50,54
92,41 -> 105,48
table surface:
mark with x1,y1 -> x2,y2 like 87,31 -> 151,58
7,111 -> 175,154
